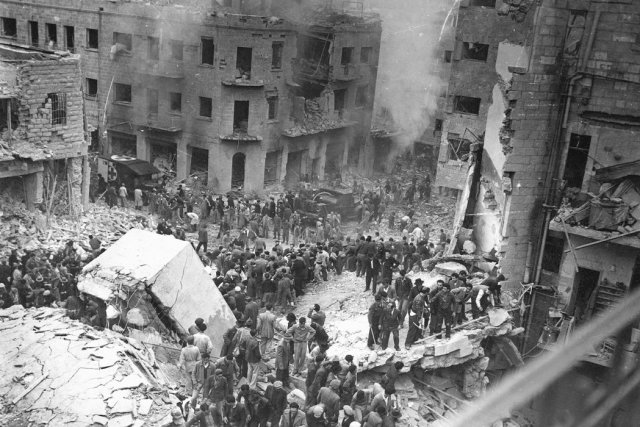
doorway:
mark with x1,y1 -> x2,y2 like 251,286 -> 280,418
286,150 -> 304,184
571,267 -> 600,325
231,152 -> 246,189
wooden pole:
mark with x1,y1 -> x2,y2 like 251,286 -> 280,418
12,373 -> 48,405
560,218 -> 580,273
564,228 -> 640,253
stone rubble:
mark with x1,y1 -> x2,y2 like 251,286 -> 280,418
0,305 -> 180,426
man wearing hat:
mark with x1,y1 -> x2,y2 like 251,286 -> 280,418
265,380 -> 288,425
367,295 -> 384,350
306,405 -> 328,427
405,287 -> 429,350
317,379 -> 341,425
342,406 -> 356,427
188,318 -> 205,336
161,406 -> 185,426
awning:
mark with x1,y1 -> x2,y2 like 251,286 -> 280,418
100,155 -> 160,176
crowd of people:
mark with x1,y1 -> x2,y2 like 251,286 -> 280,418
2,170 -> 503,427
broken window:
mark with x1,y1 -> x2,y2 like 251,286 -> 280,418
169,92 -> 182,113
29,21 -> 39,47
264,150 -> 280,184
0,98 -> 19,131
199,96 -> 212,118
267,96 -> 278,120
86,28 -> 98,49
341,47 -> 354,65
355,86 -> 369,108
147,89 -> 158,114
114,83 -> 132,103
542,236 -> 564,273
113,32 -> 132,52
563,133 -> 591,189
564,10 -> 586,57
447,133 -> 471,160
469,0 -> 496,6
360,47 -> 372,63
170,39 -> 183,61
48,93 -> 67,125
1,17 -> 17,38
462,42 -> 489,61
236,47 -> 252,79
64,26 -> 75,52
45,23 -> 57,48
233,100 -> 250,133
85,78 -> 98,98
272,42 -> 283,69
334,89 -> 346,113
434,118 -> 443,132
444,50 -> 452,63
453,95 -> 481,115
148,37 -> 159,60
201,37 -> 214,65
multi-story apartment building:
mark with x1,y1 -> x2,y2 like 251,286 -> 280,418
0,41 -> 88,212
0,0 -> 381,192
436,0 -> 640,360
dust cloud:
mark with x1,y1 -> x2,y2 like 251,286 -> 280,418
370,0 -> 457,149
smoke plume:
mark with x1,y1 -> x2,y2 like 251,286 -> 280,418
369,0 -> 457,149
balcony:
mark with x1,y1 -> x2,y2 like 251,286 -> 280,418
137,113 -> 183,132
139,60 -> 184,79
222,77 -> 264,88
333,63 -> 361,81
220,132 -> 262,143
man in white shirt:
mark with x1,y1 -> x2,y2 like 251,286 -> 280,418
193,323 -> 214,357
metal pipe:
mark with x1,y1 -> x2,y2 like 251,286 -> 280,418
523,240 -> 533,283
563,228 -> 640,253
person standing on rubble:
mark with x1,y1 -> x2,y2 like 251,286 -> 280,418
191,353 -> 215,409
193,323 -> 214,357
179,336 -> 201,398
257,303 -> 277,355
215,354 -> 239,397
428,280 -> 445,336
367,295 -> 384,350
433,283 -> 456,339
245,329 -> 262,388
285,316 -> 316,375
395,271 -> 412,328
134,186 -> 143,210
275,338 -> 291,386
205,371 -> 230,425
379,300 -> 402,352
118,183 -> 128,207
405,287 -> 429,349
365,253 -> 381,295
196,221 -> 209,253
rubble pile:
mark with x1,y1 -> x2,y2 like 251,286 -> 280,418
290,271 -> 515,374
555,178 -> 640,233
283,98 -> 352,137
0,305 -> 179,426
0,199 -> 155,253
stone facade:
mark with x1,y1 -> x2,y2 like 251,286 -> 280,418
0,43 -> 88,211
0,0 -> 381,193
438,0 -> 640,300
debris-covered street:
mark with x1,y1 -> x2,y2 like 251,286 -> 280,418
2,0 -> 640,426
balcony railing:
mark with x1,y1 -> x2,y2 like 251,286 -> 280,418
139,113 -> 183,132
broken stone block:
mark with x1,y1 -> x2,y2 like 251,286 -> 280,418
111,398 -> 134,414
113,374 -> 144,390
107,414 -> 134,427
138,398 -> 153,415
93,415 -> 109,426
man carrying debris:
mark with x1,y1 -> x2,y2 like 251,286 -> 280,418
405,287 -> 429,349
285,316 -> 316,375
179,336 -> 201,398
222,395 -> 247,427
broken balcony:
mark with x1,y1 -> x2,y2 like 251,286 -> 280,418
137,113 -> 183,133
221,76 -> 264,87
219,132 -> 262,143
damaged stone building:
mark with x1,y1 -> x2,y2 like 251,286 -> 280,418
0,42 -> 89,212
0,0 -> 381,192
436,0 -> 640,360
